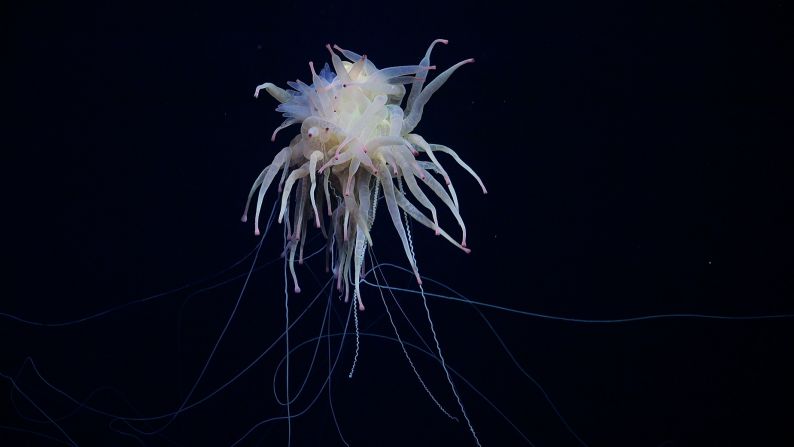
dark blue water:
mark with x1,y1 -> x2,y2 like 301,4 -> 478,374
4,2 -> 793,446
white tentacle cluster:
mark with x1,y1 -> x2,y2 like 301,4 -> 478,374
243,40 -> 486,309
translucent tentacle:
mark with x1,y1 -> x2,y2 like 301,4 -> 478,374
391,150 -> 440,234
253,147 -> 291,235
394,188 -> 470,253
406,38 -> 448,116
278,167 -> 309,223
308,151 -> 324,227
429,144 -> 488,194
254,82 -> 292,103
379,165 -> 421,284
403,58 -> 475,134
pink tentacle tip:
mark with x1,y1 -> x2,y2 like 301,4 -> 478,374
309,61 -> 317,76
462,247 -> 472,254
465,58 -> 475,64
358,302 -> 365,311
434,226 -> 441,236
294,286 -> 301,294
436,38 -> 449,45
240,215 -> 248,223
254,228 -> 261,236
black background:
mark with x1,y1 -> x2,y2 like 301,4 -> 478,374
3,1 -> 793,446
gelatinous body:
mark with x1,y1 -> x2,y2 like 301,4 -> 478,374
243,41 -> 485,310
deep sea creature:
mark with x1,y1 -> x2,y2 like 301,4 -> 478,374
243,40 -> 486,311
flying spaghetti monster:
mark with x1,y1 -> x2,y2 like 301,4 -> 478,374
242,40 -> 486,310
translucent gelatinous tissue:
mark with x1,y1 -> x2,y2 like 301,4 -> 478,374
242,40 -> 486,310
